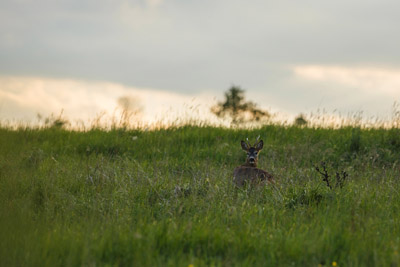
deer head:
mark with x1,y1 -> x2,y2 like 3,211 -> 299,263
240,137 -> 264,167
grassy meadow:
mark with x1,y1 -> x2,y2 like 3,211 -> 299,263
1,123 -> 400,266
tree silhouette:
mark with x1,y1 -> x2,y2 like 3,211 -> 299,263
211,86 -> 270,124
294,113 -> 308,126
117,95 -> 143,128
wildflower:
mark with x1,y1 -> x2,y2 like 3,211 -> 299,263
188,264 -> 194,267
332,261 -> 337,266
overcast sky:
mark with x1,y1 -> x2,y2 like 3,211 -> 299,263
1,0 -> 400,125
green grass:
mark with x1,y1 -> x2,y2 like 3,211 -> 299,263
1,125 -> 400,266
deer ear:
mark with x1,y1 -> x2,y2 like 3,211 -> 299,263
255,140 -> 264,151
241,140 -> 249,151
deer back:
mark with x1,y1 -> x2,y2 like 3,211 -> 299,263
233,166 -> 273,187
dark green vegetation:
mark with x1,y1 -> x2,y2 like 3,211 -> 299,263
1,125 -> 400,266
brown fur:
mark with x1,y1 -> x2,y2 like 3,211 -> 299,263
233,139 -> 273,187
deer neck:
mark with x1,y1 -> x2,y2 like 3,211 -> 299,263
243,162 -> 257,168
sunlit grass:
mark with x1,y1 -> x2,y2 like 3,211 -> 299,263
3,100 -> 400,130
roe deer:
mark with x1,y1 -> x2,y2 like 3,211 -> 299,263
233,138 -> 273,187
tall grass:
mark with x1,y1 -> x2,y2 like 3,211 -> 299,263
1,123 -> 400,266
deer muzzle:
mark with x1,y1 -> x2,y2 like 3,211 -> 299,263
248,157 -> 256,164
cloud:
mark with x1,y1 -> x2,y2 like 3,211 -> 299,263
118,0 -> 169,31
2,0 -> 400,94
0,76 -> 216,126
1,0 -> 400,124
287,65 -> 400,118
146,0 -> 164,8
293,65 -> 400,97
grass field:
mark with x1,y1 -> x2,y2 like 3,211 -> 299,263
1,124 -> 400,266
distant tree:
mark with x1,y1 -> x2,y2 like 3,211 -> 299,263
43,110 -> 69,129
117,95 -> 143,128
294,113 -> 308,126
211,86 -> 270,124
